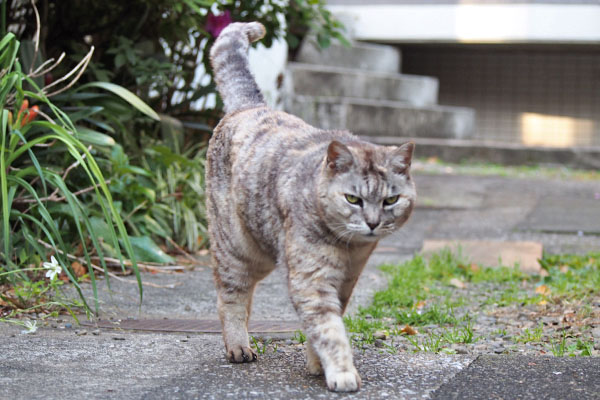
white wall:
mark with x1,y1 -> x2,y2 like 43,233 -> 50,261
329,3 -> 600,44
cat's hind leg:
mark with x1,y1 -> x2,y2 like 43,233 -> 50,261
211,225 -> 276,363
214,261 -> 258,363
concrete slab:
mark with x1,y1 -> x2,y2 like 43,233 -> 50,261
287,62 -> 438,106
287,96 -> 475,139
71,250 -> 390,323
366,136 -> 600,170
431,355 -> 600,400
521,196 -> 600,234
415,175 -> 485,209
296,39 -> 401,73
421,240 -> 543,274
0,325 -> 473,400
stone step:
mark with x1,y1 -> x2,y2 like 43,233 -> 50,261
296,39 -> 401,73
286,96 -> 475,140
363,136 -> 600,170
286,62 -> 438,106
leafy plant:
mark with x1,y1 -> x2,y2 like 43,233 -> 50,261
6,0 -> 348,120
0,26 -> 161,313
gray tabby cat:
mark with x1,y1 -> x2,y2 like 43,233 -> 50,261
207,22 -> 416,392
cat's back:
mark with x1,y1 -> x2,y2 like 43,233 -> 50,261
208,106 -> 332,182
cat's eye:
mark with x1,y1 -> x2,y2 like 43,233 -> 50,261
345,194 -> 362,206
383,195 -> 400,206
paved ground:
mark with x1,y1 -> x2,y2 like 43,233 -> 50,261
2,171 -> 599,399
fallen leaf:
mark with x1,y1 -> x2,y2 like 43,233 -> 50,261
414,300 -> 426,310
71,261 -> 86,278
449,278 -> 467,289
535,285 -> 551,296
400,325 -> 418,336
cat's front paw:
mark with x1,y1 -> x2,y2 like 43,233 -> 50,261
326,370 -> 362,392
226,345 -> 258,363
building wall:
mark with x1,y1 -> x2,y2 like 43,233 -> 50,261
400,45 -> 600,147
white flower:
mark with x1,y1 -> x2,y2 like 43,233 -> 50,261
21,320 -> 38,335
43,256 -> 62,280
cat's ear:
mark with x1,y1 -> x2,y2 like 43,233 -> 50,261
327,141 -> 354,171
390,142 -> 414,174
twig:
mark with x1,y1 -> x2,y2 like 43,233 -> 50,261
165,236 -> 202,264
30,52 -> 65,78
43,46 -> 94,97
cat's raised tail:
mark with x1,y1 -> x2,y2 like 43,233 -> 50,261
210,22 -> 267,114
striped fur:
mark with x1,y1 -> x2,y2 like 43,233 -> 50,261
207,23 -> 416,392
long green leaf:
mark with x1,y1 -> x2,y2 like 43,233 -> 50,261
0,110 -> 11,269
78,82 -> 160,121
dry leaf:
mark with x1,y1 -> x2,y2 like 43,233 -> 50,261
414,300 -> 426,310
449,278 -> 467,289
400,325 -> 418,336
559,265 -> 569,273
71,261 -> 86,278
535,285 -> 551,296
538,300 -> 548,306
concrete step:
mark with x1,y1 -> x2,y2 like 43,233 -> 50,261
364,136 -> 600,170
296,39 -> 401,73
286,62 -> 438,106
286,96 -> 475,140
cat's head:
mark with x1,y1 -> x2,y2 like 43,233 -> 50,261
318,140 -> 416,244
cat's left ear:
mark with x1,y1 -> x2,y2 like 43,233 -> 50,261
390,142 -> 414,174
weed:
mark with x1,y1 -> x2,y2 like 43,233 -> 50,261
490,328 -> 508,337
250,336 -> 271,355
293,330 -> 306,344
442,317 -> 479,344
514,324 -> 544,344
574,339 -> 593,357
548,330 -> 568,357
406,331 -> 445,353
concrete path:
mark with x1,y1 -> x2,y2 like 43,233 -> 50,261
2,172 -> 599,399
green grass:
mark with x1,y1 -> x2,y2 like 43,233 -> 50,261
514,324 -> 544,344
345,249 -> 600,354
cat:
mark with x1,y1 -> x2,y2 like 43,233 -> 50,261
207,22 -> 416,392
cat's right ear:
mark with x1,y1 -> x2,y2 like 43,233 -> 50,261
327,141 -> 354,172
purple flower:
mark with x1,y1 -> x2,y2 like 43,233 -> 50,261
206,10 -> 232,38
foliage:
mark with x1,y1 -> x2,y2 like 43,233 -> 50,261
0,29 -> 158,313
6,0 -> 348,120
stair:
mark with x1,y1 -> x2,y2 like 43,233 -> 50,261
287,63 -> 438,106
285,40 -> 475,140
296,40 -> 400,73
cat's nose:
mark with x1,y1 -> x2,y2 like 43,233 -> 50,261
367,221 -> 380,231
